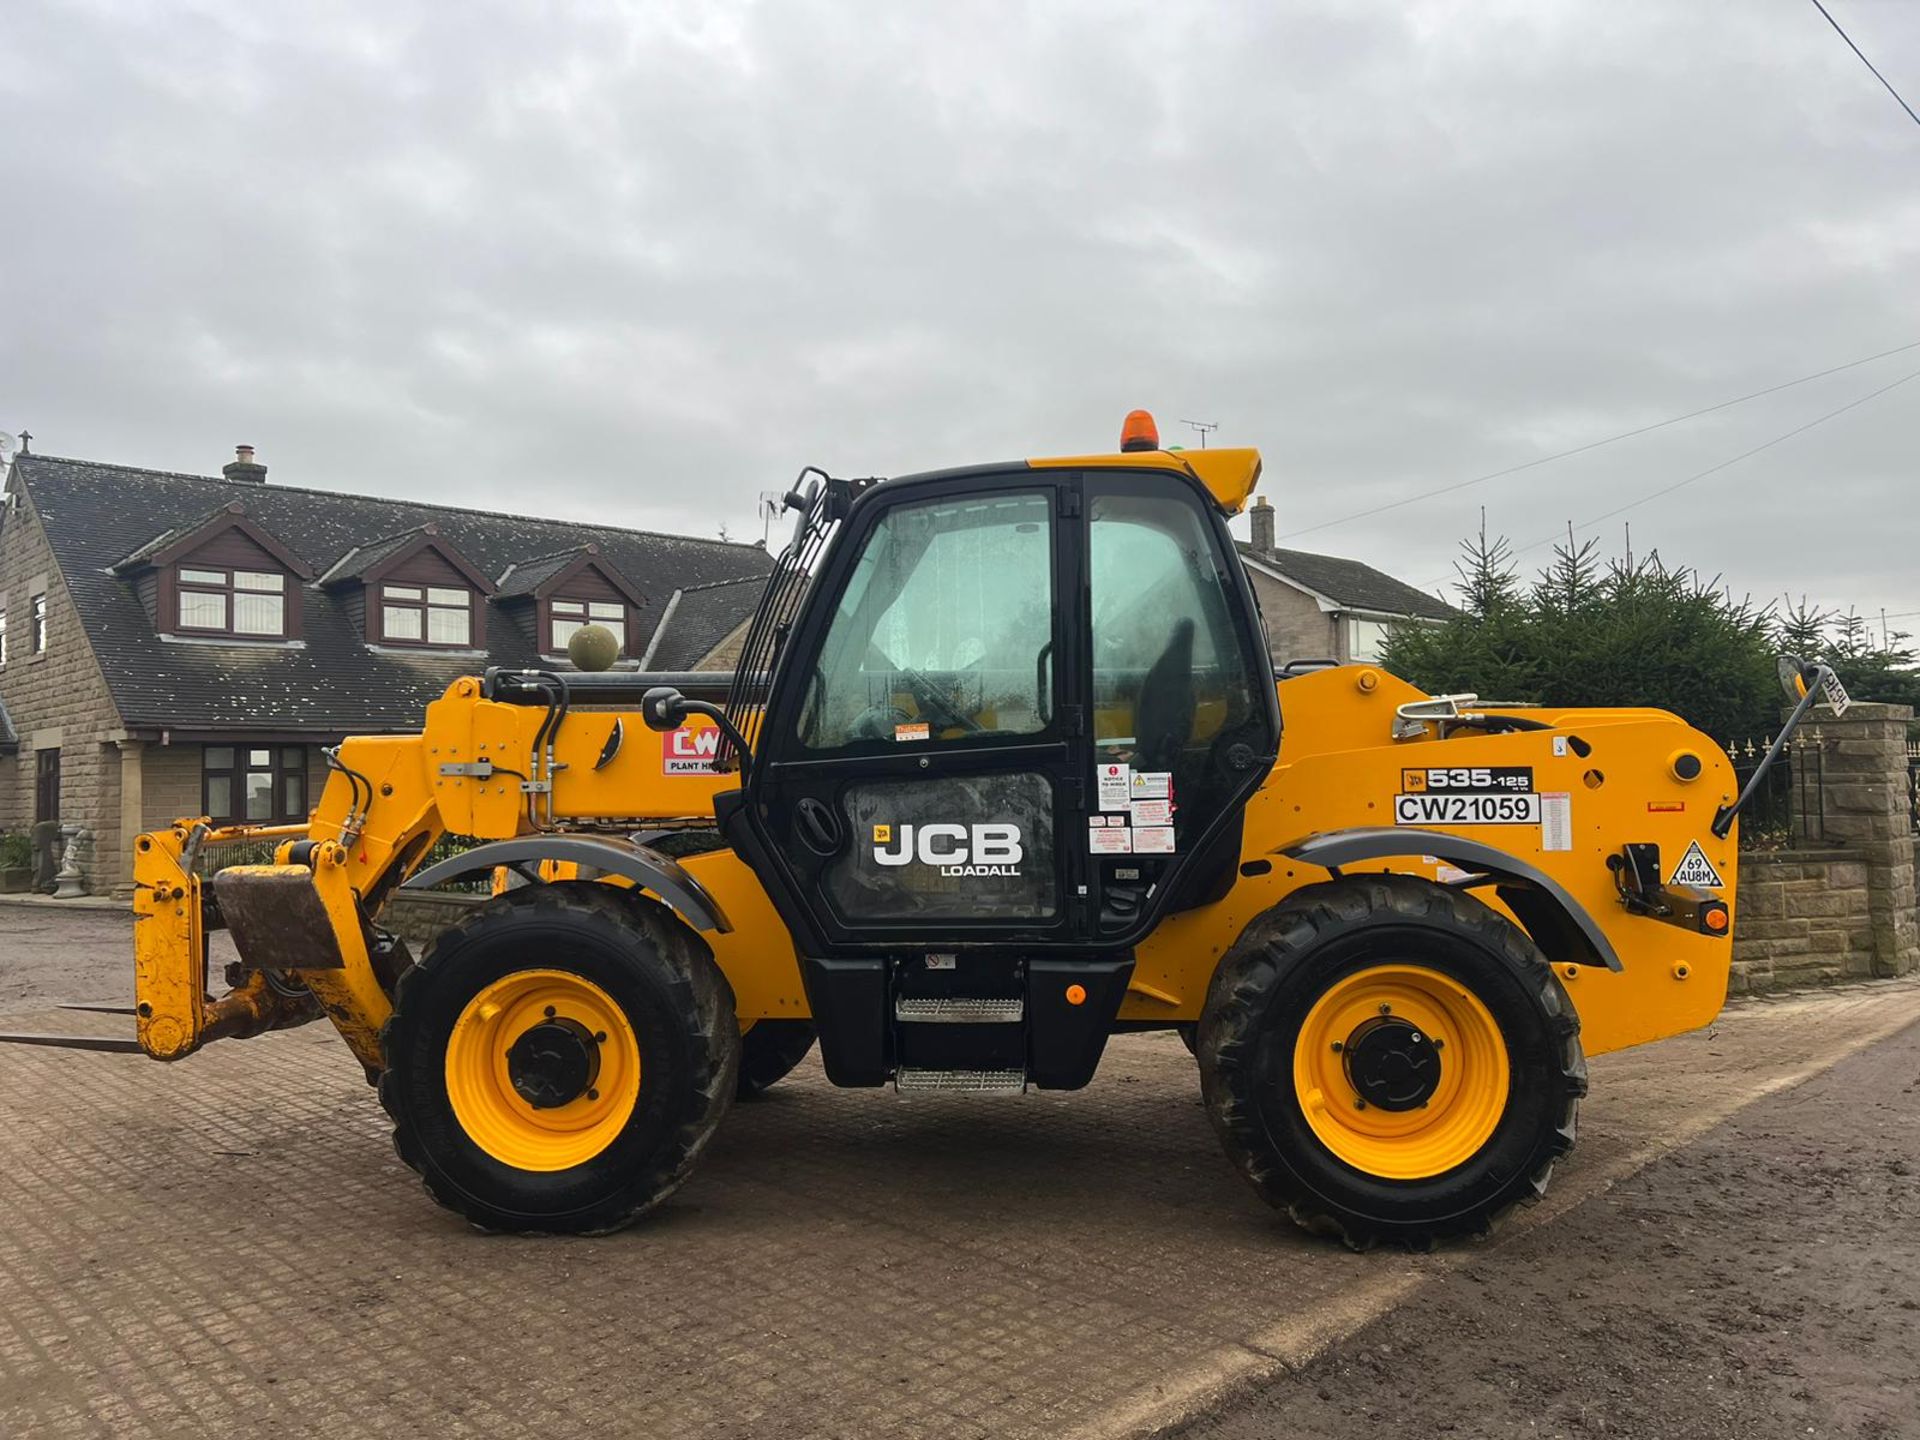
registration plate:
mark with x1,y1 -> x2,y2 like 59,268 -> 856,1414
1394,791 -> 1542,826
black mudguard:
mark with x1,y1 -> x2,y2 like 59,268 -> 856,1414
402,833 -> 731,934
1278,827 -> 1622,972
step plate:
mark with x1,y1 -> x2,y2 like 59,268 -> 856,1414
894,997 -> 1025,1024
894,1068 -> 1027,1094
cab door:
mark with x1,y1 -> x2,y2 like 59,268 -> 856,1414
1080,472 -> 1280,937
747,471 -> 1084,949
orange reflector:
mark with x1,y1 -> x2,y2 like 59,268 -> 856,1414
1119,409 -> 1159,452
1704,906 -> 1729,933
1065,984 -> 1088,1006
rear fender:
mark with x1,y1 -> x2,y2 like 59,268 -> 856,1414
1279,827 -> 1622,972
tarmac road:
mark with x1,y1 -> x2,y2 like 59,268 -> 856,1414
0,906 -> 1916,1439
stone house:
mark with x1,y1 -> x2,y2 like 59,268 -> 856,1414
0,444 -> 769,895
1240,496 -> 1456,664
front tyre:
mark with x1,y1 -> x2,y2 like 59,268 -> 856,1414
1199,876 -> 1585,1249
380,884 -> 739,1234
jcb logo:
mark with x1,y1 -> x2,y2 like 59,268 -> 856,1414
873,822 -> 1024,876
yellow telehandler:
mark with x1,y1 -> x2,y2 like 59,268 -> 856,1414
3,411 -> 1833,1247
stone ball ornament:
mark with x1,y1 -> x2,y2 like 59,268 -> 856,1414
566,622 -> 622,673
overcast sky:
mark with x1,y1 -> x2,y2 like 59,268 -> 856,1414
3,1 -> 1917,630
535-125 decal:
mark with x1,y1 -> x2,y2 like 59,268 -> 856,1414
1395,766 -> 1540,826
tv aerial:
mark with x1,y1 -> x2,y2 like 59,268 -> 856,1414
758,490 -> 786,546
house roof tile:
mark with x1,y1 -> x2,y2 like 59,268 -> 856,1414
1236,542 -> 1456,621
640,574 -> 765,670
13,453 -> 771,734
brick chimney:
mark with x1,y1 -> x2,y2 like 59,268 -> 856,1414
223,444 -> 268,484
1249,495 -> 1275,554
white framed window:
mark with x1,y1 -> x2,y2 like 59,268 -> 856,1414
0,606 -> 8,664
176,567 -> 286,638
233,570 -> 285,636
30,592 -> 47,654
1348,617 -> 1394,662
381,583 -> 472,647
550,598 -> 624,654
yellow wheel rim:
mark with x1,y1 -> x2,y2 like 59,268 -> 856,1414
444,970 -> 642,1172
1292,964 -> 1510,1180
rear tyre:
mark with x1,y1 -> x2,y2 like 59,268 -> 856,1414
1199,875 -> 1585,1250
380,883 -> 739,1234
736,1020 -> 817,1099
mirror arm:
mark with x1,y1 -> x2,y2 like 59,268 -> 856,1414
640,687 -> 754,781
1710,663 -> 1831,839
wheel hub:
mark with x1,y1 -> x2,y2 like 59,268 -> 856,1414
506,1018 -> 601,1109
1342,1015 -> 1441,1112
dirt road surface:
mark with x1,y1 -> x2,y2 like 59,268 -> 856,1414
1179,1015 -> 1920,1440
0,906 -> 1915,1438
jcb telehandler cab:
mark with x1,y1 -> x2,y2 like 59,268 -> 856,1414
5,412 -> 1829,1248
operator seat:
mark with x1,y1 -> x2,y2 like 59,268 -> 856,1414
1132,618 -> 1196,773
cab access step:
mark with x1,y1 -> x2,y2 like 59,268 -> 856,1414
801,952 -> 1135,1092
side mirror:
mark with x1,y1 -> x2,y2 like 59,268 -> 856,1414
640,686 -> 691,732
1776,655 -> 1813,703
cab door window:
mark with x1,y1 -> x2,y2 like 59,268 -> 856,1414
798,492 -> 1054,751
1087,481 -> 1263,873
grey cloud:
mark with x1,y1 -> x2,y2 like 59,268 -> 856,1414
2,0 -> 1916,623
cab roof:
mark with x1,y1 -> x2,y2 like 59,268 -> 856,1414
879,447 -> 1264,517
1027,446 -> 1263,515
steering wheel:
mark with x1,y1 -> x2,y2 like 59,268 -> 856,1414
899,667 -> 983,735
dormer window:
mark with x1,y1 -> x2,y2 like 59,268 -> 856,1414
492,544 -> 647,665
550,598 -> 626,654
382,584 -> 473,647
114,501 -> 313,641
317,524 -> 493,651
178,566 -> 288,637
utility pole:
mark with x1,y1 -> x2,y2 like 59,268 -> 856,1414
1180,419 -> 1218,449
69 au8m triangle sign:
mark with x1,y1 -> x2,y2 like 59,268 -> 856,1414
1667,840 -> 1724,889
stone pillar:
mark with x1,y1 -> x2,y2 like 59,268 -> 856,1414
1809,701 -> 1918,978
114,738 -> 144,897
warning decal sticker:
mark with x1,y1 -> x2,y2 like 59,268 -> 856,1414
1540,792 -> 1572,851
1130,771 -> 1171,800
1668,840 -> 1724,889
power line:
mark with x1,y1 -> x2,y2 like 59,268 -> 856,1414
1422,363 -> 1920,587
1808,0 -> 1920,132
1538,364 -> 1920,548
1278,338 -> 1920,541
